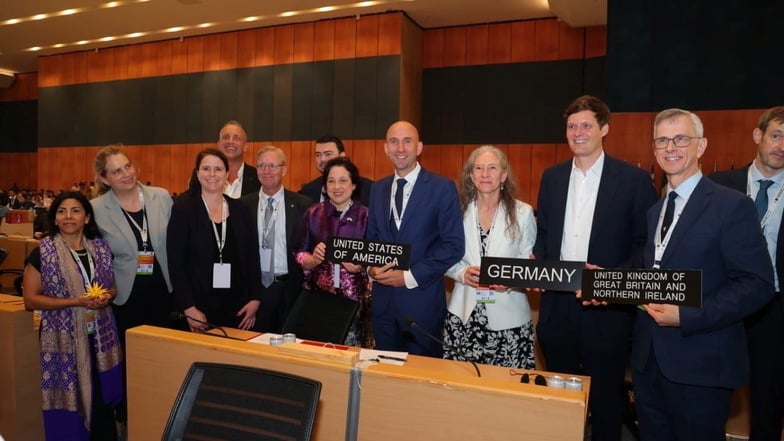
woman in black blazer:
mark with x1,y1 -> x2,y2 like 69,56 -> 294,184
167,148 -> 262,331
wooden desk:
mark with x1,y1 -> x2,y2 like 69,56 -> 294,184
358,357 -> 590,441
0,294 -> 43,441
126,326 -> 356,441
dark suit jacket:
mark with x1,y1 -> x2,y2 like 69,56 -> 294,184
299,175 -> 374,207
239,161 -> 261,196
632,177 -> 774,388
534,155 -> 657,337
366,168 -> 464,323
710,166 -> 784,286
240,189 -> 314,309
167,193 -> 262,312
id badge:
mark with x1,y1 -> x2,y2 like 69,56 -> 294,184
86,310 -> 96,335
137,251 -> 154,275
475,288 -> 496,304
213,263 -> 231,288
260,248 -> 272,272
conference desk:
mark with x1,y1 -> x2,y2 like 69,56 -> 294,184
0,294 -> 43,441
126,325 -> 590,441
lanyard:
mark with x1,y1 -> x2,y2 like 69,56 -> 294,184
390,182 -> 408,225
121,187 -> 148,249
474,201 -> 499,257
68,246 -> 95,289
202,196 -> 228,262
746,173 -> 784,230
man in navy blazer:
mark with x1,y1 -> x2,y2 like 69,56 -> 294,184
633,108 -> 774,441
299,134 -> 374,206
534,95 -> 656,441
708,106 -> 784,441
366,120 -> 464,357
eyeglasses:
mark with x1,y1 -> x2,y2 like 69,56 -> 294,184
256,163 -> 284,170
652,135 -> 699,149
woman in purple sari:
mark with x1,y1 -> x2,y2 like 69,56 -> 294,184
295,157 -> 371,346
22,191 -> 123,441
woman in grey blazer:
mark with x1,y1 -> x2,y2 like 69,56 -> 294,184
91,145 -> 174,340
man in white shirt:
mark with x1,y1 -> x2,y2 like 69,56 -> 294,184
217,120 -> 260,199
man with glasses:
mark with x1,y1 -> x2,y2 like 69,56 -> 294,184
299,134 -> 374,206
632,108 -> 773,441
241,146 -> 313,332
534,95 -> 656,441
217,120 -> 261,198
709,106 -> 784,441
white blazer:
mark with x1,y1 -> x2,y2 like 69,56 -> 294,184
91,184 -> 173,305
446,200 -> 536,330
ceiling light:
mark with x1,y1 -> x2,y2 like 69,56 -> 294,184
28,47 -> 42,52
32,14 -> 48,20
165,26 -> 184,32
280,11 -> 298,17
127,32 -> 145,38
59,9 -> 79,16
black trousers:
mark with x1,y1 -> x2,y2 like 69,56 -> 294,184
746,295 -> 784,441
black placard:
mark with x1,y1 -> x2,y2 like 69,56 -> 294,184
478,257 -> 584,291
326,237 -> 411,270
582,269 -> 702,307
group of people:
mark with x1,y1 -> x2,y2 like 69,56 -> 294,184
18,96 -> 784,441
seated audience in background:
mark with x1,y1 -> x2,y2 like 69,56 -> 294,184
0,193 -> 9,224
168,149 -> 262,331
632,108 -> 774,441
444,145 -> 536,368
294,157 -> 371,346
299,134 -> 374,206
22,191 -> 122,441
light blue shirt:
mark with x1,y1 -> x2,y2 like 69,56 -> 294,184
749,162 -> 784,291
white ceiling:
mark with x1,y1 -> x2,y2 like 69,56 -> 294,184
0,0 -> 606,74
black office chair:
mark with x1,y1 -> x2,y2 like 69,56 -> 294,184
0,248 -> 24,296
161,362 -> 322,441
282,289 -> 360,344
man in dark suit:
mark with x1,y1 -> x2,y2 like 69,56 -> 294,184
299,134 -> 374,206
218,120 -> 261,198
241,146 -> 313,333
533,95 -> 657,441
366,120 -> 464,357
709,106 -> 784,441
633,108 -> 774,441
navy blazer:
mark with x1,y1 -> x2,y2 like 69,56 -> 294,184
632,177 -> 774,388
366,168 -> 464,322
299,175 -> 374,207
167,193 -> 262,312
710,166 -> 784,286
534,155 -> 657,334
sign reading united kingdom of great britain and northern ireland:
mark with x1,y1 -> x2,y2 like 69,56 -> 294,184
326,236 -> 411,270
478,257 -> 702,307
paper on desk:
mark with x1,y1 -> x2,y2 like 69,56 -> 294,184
359,349 -> 409,366
246,333 -> 303,345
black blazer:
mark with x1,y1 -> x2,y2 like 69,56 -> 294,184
239,162 -> 261,197
299,176 -> 374,207
240,189 -> 314,306
167,193 -> 262,312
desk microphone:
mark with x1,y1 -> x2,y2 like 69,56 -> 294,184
403,317 -> 482,377
169,312 -> 244,341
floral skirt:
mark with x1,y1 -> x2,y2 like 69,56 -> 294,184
443,303 -> 535,369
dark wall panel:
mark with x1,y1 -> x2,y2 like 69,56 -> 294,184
422,58 -> 605,144
354,58 -> 378,139
0,100 -> 37,152
310,62 -> 334,137
291,63 -> 314,140
332,59 -> 356,140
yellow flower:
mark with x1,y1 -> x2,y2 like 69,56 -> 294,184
83,282 -> 108,298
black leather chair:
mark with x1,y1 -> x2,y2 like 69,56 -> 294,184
282,289 -> 360,344
161,362 -> 322,441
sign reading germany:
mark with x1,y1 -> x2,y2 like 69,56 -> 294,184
478,257 -> 584,291
582,269 -> 702,307
326,236 -> 411,270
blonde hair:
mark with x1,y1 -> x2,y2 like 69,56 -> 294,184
93,143 -> 127,196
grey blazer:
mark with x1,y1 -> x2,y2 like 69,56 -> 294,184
91,184 -> 173,305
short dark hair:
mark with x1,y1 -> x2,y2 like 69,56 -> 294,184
48,191 -> 102,239
321,157 -> 361,201
188,148 -> 229,196
315,135 -> 345,154
758,107 -> 784,133
563,95 -> 610,128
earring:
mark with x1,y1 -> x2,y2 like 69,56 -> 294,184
501,183 -> 505,191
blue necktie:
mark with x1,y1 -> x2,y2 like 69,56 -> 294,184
755,179 -> 774,220
660,191 -> 678,238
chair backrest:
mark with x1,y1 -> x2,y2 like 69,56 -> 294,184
161,362 -> 322,441
0,248 -> 7,266
282,289 -> 360,344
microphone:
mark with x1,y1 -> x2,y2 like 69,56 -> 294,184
403,317 -> 482,377
169,312 -> 244,341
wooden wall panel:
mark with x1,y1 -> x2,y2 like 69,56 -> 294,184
112,46 -> 130,80
0,73 -> 38,101
356,15 -> 380,58
171,39 -> 189,74
141,43 -> 157,77
511,21 -> 536,63
443,27 -> 467,66
219,33 -> 239,70
127,45 -> 145,78
37,56 -> 61,87
487,23 -> 512,64
187,36 -> 206,73
274,25 -> 295,65
558,21 -> 584,60
293,22 -> 315,63
423,28 -> 445,68
236,30 -> 256,68
378,13 -> 402,56
288,140 -> 313,191
255,28 -> 275,66
0,152 -> 37,190
155,41 -> 174,77
333,17 -> 357,59
350,139 -> 377,186
533,20 -> 559,61
203,34 -> 222,71
585,26 -> 607,58
313,20 -> 336,61
465,25 -> 489,66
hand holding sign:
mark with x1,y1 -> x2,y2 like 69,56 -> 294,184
643,303 -> 681,327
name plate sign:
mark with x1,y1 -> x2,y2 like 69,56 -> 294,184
326,236 -> 411,270
478,257 -> 584,291
582,269 -> 702,307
